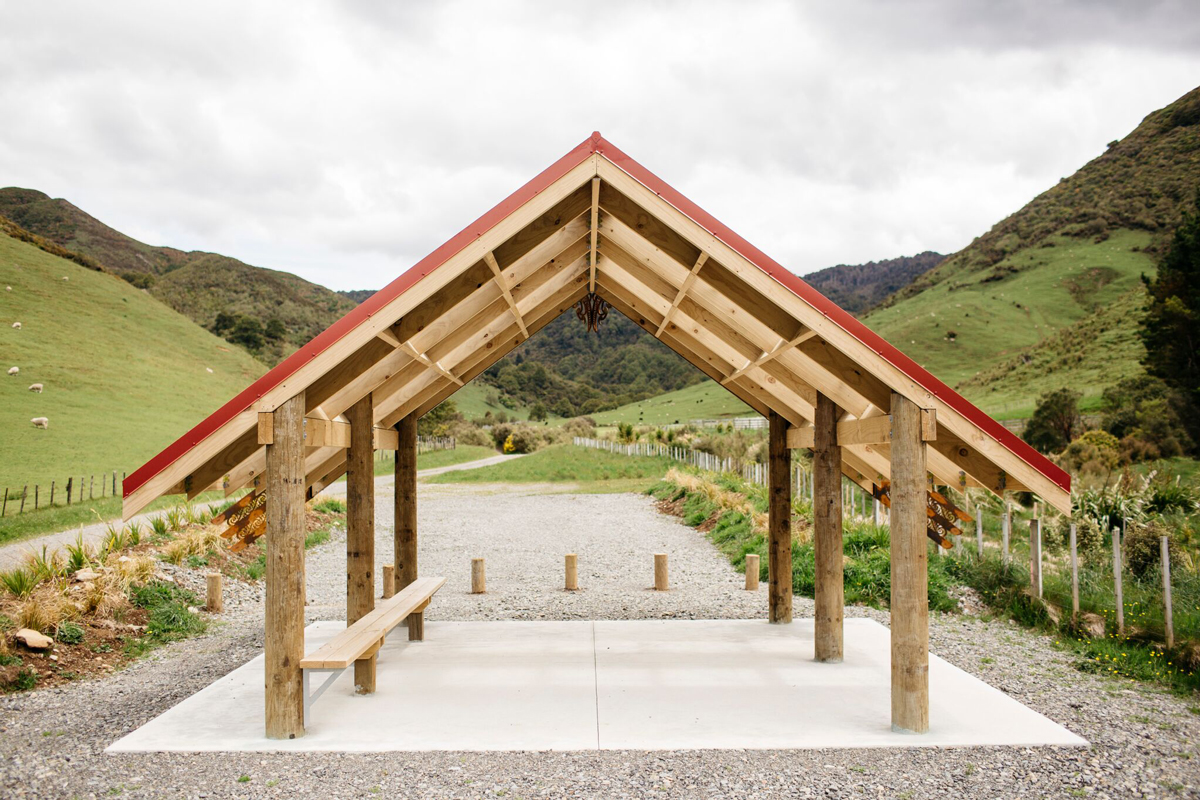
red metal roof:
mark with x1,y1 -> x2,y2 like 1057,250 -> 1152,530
126,133 -> 1069,499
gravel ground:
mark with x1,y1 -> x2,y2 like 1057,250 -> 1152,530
1,483 -> 1199,799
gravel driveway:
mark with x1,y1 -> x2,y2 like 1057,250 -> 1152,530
1,483 -> 1198,799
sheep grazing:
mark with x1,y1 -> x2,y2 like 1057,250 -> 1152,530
28,383 -> 43,393
5,286 -> 10,291
30,417 -> 49,429
62,276 -> 69,281
12,322 -> 21,329
206,367 -> 213,374
7,366 -> 18,376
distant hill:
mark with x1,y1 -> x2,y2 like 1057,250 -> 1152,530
862,84 -> 1200,417
0,231 -> 265,492
0,189 -> 357,364
803,251 -> 944,314
338,289 -> 376,304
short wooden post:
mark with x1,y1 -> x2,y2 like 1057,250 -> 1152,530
49,481 -> 55,506
1161,535 -> 1174,650
205,573 -> 223,613
471,558 -> 486,593
65,477 -> 72,505
975,513 -> 983,557
346,394 -> 376,694
395,414 -> 420,640
1070,524 -> 1080,618
565,554 -> 578,591
382,565 -> 395,598
813,393 -> 842,659
89,475 -> 94,500
265,391 -> 306,740
19,486 -> 26,513
654,553 -> 669,591
768,410 -> 792,623
112,471 -> 117,495
745,553 -> 760,590
1029,519 -> 1042,598
1,488 -> 7,517
890,392 -> 928,734
34,484 -> 38,510
1113,526 -> 1125,636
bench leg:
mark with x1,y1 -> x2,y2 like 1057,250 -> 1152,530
354,655 -> 377,694
407,612 -> 424,641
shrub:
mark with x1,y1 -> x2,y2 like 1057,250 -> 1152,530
1049,514 -> 1103,555
6,668 -> 37,692
55,620 -> 85,645
1022,388 -> 1082,454
563,417 -> 597,438
456,426 -> 492,448
0,568 -> 38,599
312,498 -> 346,515
1124,519 -> 1171,578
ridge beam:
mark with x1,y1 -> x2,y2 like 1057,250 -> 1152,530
484,251 -> 529,338
401,341 -> 463,386
588,178 -> 600,292
655,251 -> 708,337
786,411 -> 937,449
722,328 -> 817,385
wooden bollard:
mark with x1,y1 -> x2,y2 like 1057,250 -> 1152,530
205,573 -> 223,613
1113,526 -> 1125,636
1070,524 -> 1080,618
471,558 -> 486,594
654,553 -> 668,591
382,564 -> 395,599
565,554 -> 578,591
745,554 -> 760,591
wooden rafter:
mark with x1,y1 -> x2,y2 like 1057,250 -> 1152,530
400,341 -> 463,386
655,251 -> 708,337
722,328 -> 817,386
484,250 -> 529,338
588,177 -> 600,292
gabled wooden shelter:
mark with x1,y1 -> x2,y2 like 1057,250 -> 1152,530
124,132 -> 1070,740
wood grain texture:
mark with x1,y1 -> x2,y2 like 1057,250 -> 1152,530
813,393 -> 843,661
394,414 -> 418,590
345,394 -> 376,694
889,392 -> 929,734
265,392 -> 306,740
768,411 -> 793,623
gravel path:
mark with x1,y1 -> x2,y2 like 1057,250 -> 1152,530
2,484 -> 1199,799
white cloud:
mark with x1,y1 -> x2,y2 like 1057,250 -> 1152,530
0,0 -> 1197,290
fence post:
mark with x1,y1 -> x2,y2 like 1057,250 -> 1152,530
112,471 -> 117,495
1030,519 -> 1042,597
20,486 -> 27,513
66,477 -> 72,505
1070,524 -> 1079,619
1,488 -> 6,517
976,513 -> 983,557
1113,526 -> 1125,636
1001,497 -> 1010,561
1161,535 -> 1174,650
35,484 -> 39,510
89,475 -> 94,500
50,480 -> 56,506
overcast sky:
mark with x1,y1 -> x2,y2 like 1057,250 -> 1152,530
1,1 -> 1198,292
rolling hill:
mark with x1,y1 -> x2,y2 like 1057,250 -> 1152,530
0,188 -> 357,364
803,251 -> 944,315
862,84 -> 1200,417
0,232 -> 266,494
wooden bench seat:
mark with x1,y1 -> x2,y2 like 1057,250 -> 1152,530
299,575 -> 445,721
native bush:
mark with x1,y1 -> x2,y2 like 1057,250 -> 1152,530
1125,519 -> 1172,578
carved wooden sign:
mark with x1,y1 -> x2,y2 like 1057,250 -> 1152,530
872,481 -> 974,549
213,489 -> 267,551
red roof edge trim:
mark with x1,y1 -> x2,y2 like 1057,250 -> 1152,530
594,136 -> 1069,495
124,136 -> 599,499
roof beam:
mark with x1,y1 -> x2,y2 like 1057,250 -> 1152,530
588,177 -> 600,292
655,251 -> 708,337
400,341 -> 463,386
484,250 -> 529,338
723,329 -> 817,386
786,412 -> 936,449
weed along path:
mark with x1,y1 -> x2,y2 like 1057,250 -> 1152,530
0,451 -> 518,571
0,482 -> 1198,797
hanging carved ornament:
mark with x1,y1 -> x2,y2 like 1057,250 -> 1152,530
574,293 -> 611,333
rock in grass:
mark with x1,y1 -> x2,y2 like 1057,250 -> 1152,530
72,568 -> 100,582
14,628 -> 53,650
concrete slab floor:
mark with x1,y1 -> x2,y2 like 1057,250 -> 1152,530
107,619 -> 1087,753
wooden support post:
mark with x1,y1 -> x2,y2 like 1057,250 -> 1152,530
813,393 -> 842,660
395,414 -> 420,639
889,392 -> 928,734
654,553 -> 669,591
745,553 -> 760,590
265,391 -> 306,740
382,565 -> 395,598
471,558 -> 487,593
1030,519 -> 1042,598
873,496 -> 881,526
1070,524 -> 1080,618
1113,526 -> 1125,636
1162,536 -> 1174,650
346,394 -> 376,694
768,410 -> 792,623
1002,497 -> 1010,561
205,573 -> 223,613
565,554 -> 578,591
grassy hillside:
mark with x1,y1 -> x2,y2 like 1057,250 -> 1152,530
863,85 -> 1200,412
0,234 -> 265,495
587,380 -> 752,427
803,251 -> 944,315
0,188 -> 357,364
